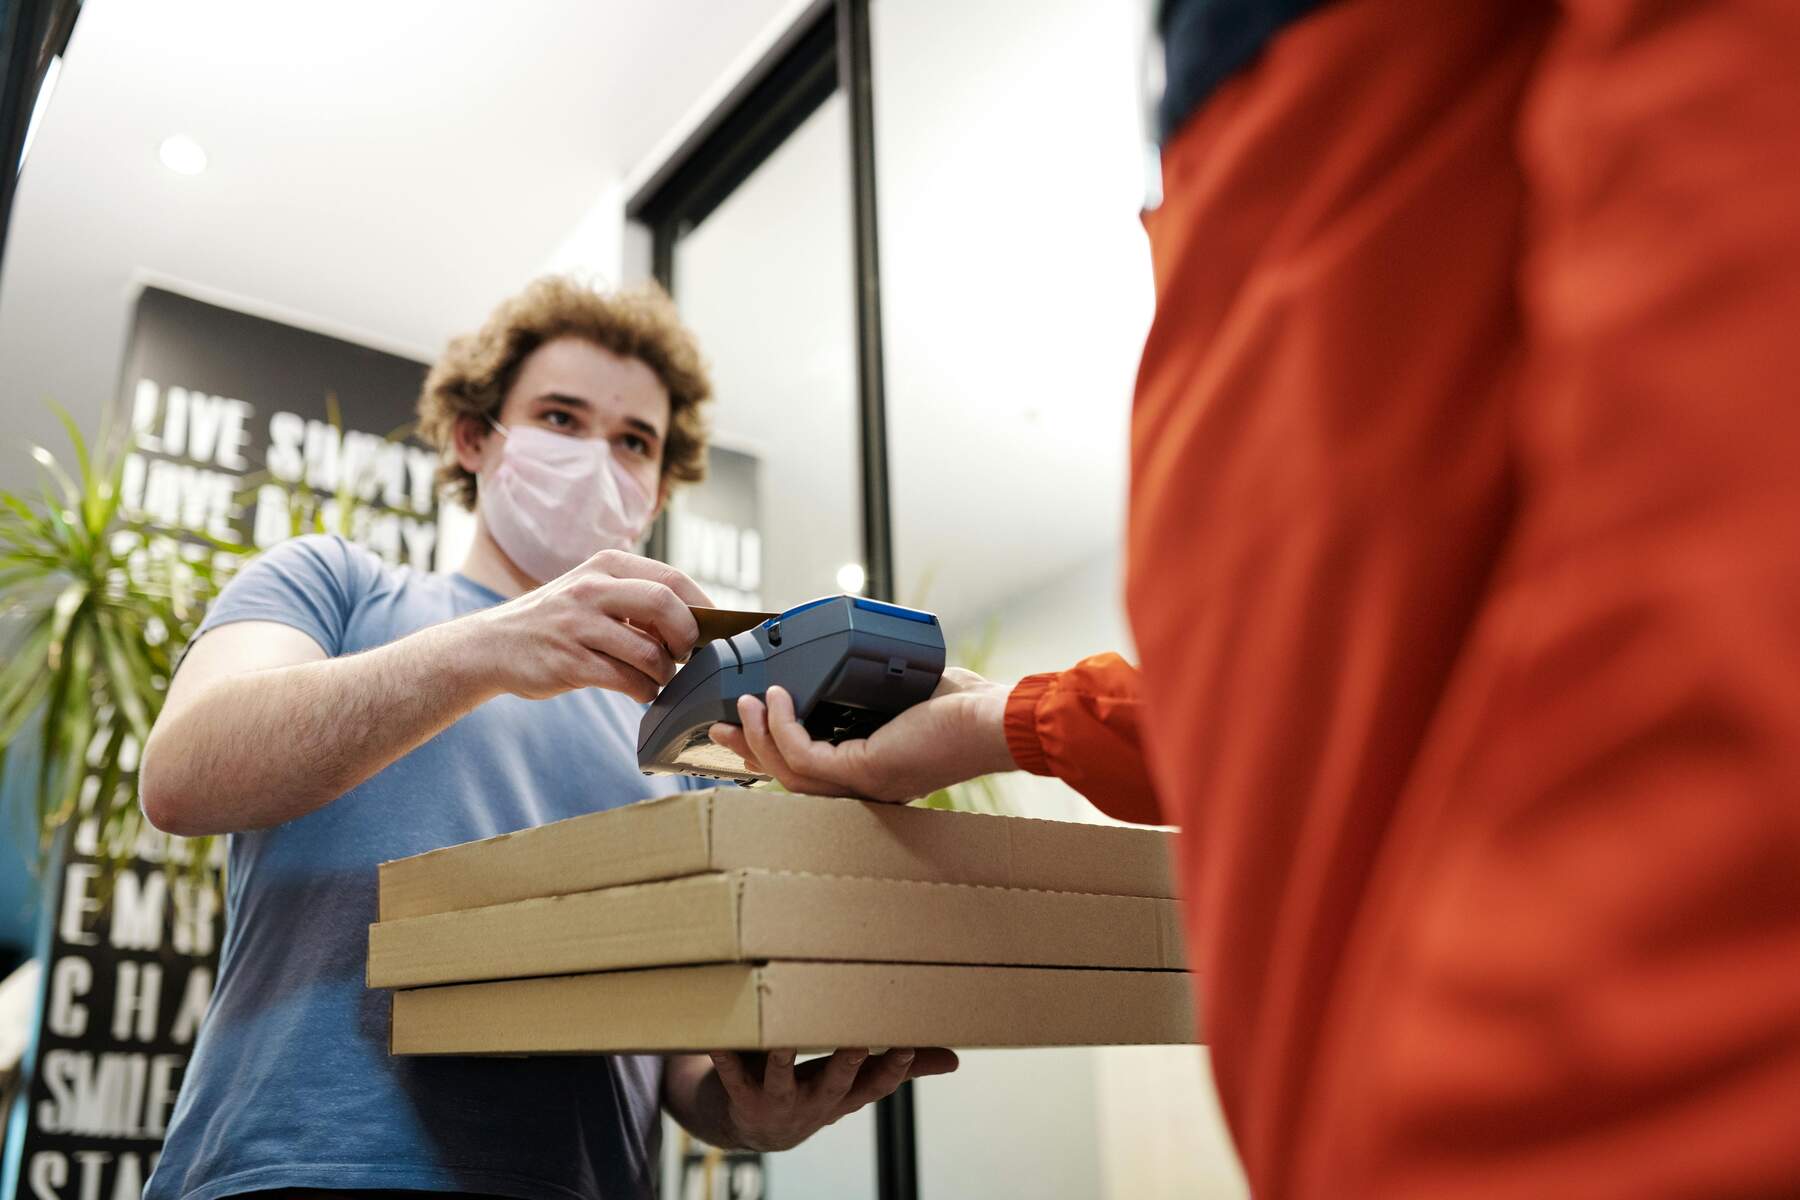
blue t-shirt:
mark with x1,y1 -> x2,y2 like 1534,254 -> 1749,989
145,535 -> 692,1200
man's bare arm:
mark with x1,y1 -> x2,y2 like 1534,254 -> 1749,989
140,549 -> 709,837
141,619 -> 498,836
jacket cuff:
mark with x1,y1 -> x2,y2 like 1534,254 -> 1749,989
1004,673 -> 1057,777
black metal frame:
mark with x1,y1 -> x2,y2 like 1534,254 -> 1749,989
0,0 -> 81,281
626,1 -> 911,1196
631,0 -> 838,286
836,0 -> 894,610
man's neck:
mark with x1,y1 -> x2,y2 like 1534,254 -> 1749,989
457,518 -> 539,600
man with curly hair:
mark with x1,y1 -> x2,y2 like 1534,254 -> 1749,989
137,276 -> 953,1200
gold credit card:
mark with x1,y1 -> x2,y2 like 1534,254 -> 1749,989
690,606 -> 777,644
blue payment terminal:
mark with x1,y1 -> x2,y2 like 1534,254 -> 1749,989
637,595 -> 946,784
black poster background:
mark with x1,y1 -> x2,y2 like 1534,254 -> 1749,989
3,287 -> 431,1200
115,286 -> 438,570
3,827 -> 225,1200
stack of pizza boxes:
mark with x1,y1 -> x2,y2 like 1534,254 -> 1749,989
369,790 -> 1194,1055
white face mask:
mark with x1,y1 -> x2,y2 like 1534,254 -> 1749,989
477,421 -> 655,584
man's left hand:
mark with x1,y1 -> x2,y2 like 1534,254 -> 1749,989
709,1047 -> 959,1152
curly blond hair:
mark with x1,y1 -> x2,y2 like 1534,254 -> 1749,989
417,276 -> 711,509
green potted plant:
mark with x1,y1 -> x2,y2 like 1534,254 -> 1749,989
0,396 -> 390,886
0,412 -> 236,881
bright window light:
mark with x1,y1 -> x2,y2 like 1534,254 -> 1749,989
159,134 -> 208,176
836,562 -> 867,595
19,55 -> 62,169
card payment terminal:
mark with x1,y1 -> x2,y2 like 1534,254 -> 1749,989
637,595 -> 946,784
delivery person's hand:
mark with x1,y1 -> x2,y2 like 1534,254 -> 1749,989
707,669 -> 1016,802
474,548 -> 711,704
707,1047 -> 959,1152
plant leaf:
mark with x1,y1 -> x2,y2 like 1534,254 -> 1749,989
92,720 -> 129,826
51,405 -> 102,531
104,608 -> 166,721
88,438 -> 132,545
0,615 -> 54,725
0,564 -> 52,591
91,720 -> 132,854
95,610 -> 152,743
36,620 -> 84,838
30,443 -> 82,511
0,492 -> 55,547
46,580 -> 90,671
0,675 -> 50,750
37,481 -> 88,568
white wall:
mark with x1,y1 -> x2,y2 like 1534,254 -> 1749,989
761,1108 -> 878,1198
543,179 -> 630,290
1096,1047 -> 1248,1200
874,0 -> 1155,632
968,548 -> 1133,824
918,1048 -> 1104,1198
967,551 -> 1250,1199
743,1049 -> 1111,1200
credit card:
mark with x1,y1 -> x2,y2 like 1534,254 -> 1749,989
689,606 -> 777,644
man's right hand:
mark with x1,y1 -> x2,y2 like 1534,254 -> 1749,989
471,548 -> 713,704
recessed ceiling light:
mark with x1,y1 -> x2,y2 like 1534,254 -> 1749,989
836,562 -> 867,595
158,134 -> 207,176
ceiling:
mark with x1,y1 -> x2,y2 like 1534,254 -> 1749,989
0,0 -> 799,480
1,0 -> 1154,637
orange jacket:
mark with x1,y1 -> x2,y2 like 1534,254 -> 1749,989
1004,0 -> 1800,1195
1003,655 -> 1157,827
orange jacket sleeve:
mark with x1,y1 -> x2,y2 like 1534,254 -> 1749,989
1002,652 -> 1162,825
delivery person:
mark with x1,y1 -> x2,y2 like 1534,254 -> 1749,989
710,0 -> 1800,1196
138,276 -> 954,1200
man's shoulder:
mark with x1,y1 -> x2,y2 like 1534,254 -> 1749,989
252,533 -> 397,590
213,533 -> 424,638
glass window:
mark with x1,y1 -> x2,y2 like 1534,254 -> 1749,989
669,93 -> 862,614
659,90 -> 880,1200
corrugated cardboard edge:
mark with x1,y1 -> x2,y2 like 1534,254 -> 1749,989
377,790 -> 720,921
378,789 -> 1178,922
733,873 -> 1186,972
389,962 -> 1198,1054
368,873 -> 744,988
756,962 -> 1196,1049
368,870 -> 1186,988
706,793 -> 1177,898
391,963 -> 766,1055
